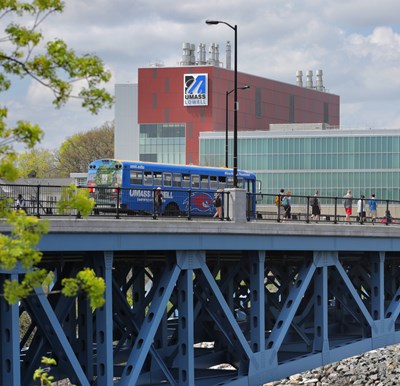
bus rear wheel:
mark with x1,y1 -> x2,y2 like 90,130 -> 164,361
164,202 -> 179,217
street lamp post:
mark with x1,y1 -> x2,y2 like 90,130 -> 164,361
206,19 -> 239,187
225,86 -> 250,168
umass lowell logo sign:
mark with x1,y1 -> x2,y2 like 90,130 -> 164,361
183,73 -> 208,106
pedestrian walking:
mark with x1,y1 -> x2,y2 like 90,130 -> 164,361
311,190 -> 321,222
282,190 -> 292,222
343,189 -> 353,224
213,189 -> 223,220
275,188 -> 285,219
16,194 -> 26,212
154,187 -> 163,217
368,193 -> 377,224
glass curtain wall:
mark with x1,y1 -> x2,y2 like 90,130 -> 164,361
200,131 -> 400,201
140,123 -> 186,164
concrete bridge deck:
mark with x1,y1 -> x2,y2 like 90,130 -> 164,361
37,217 -> 400,252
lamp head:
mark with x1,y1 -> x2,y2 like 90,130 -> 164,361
205,20 -> 220,25
240,85 -> 251,90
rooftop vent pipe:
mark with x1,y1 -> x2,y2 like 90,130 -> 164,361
306,70 -> 313,89
296,70 -> 303,87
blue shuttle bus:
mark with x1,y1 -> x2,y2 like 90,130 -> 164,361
86,159 -> 257,217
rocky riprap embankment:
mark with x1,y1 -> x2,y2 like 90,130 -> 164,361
264,344 -> 400,386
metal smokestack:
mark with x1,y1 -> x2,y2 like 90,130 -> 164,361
316,69 -> 324,91
296,70 -> 303,87
226,41 -> 232,70
197,43 -> 206,65
181,42 -> 191,65
190,44 -> 195,65
215,43 -> 220,66
306,70 -> 313,89
207,43 -> 220,66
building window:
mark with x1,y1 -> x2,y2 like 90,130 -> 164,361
152,93 -> 157,109
256,88 -> 262,117
188,123 -> 193,138
140,123 -> 186,164
289,95 -> 295,123
165,78 -> 170,94
200,107 -> 206,122
199,132 -> 400,200
140,154 -> 157,162
324,102 -> 329,123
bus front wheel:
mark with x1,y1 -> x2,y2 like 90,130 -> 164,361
164,202 -> 179,217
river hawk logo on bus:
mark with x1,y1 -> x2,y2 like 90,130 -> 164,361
183,193 -> 213,213
184,74 -> 208,106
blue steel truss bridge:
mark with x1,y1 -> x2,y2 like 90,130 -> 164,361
1,214 -> 400,385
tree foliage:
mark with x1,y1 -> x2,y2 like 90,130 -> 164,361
0,209 -> 51,303
0,0 -> 114,179
62,268 -> 106,309
33,357 -> 58,386
0,1 -> 110,307
57,184 -> 95,216
16,148 -> 58,178
56,121 -> 114,176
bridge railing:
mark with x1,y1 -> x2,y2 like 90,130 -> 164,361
0,184 -> 232,221
1,183 -> 398,225
251,193 -> 399,225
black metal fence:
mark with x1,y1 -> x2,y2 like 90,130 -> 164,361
1,184 -> 398,225
252,193 -> 399,225
0,184 -> 231,221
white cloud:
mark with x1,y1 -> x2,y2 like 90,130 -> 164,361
1,0 -> 400,151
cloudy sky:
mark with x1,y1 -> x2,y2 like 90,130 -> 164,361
2,0 -> 400,150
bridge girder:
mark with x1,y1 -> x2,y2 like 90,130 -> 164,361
1,247 -> 400,386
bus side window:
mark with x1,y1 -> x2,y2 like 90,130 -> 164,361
130,171 -> 143,185
182,174 -> 190,188
192,174 -> 200,189
164,172 -> 172,187
210,176 -> 217,190
227,177 -> 234,188
200,175 -> 209,189
154,172 -> 162,187
173,173 -> 181,187
144,171 -> 153,186
218,176 -> 226,189
245,179 -> 253,192
237,178 -> 244,188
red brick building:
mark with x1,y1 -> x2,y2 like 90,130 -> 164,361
136,66 -> 339,165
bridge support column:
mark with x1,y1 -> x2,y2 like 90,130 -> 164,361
370,252 -> 385,322
313,258 -> 329,353
249,251 -> 266,352
95,251 -> 114,386
0,270 -> 20,386
177,269 -> 195,385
